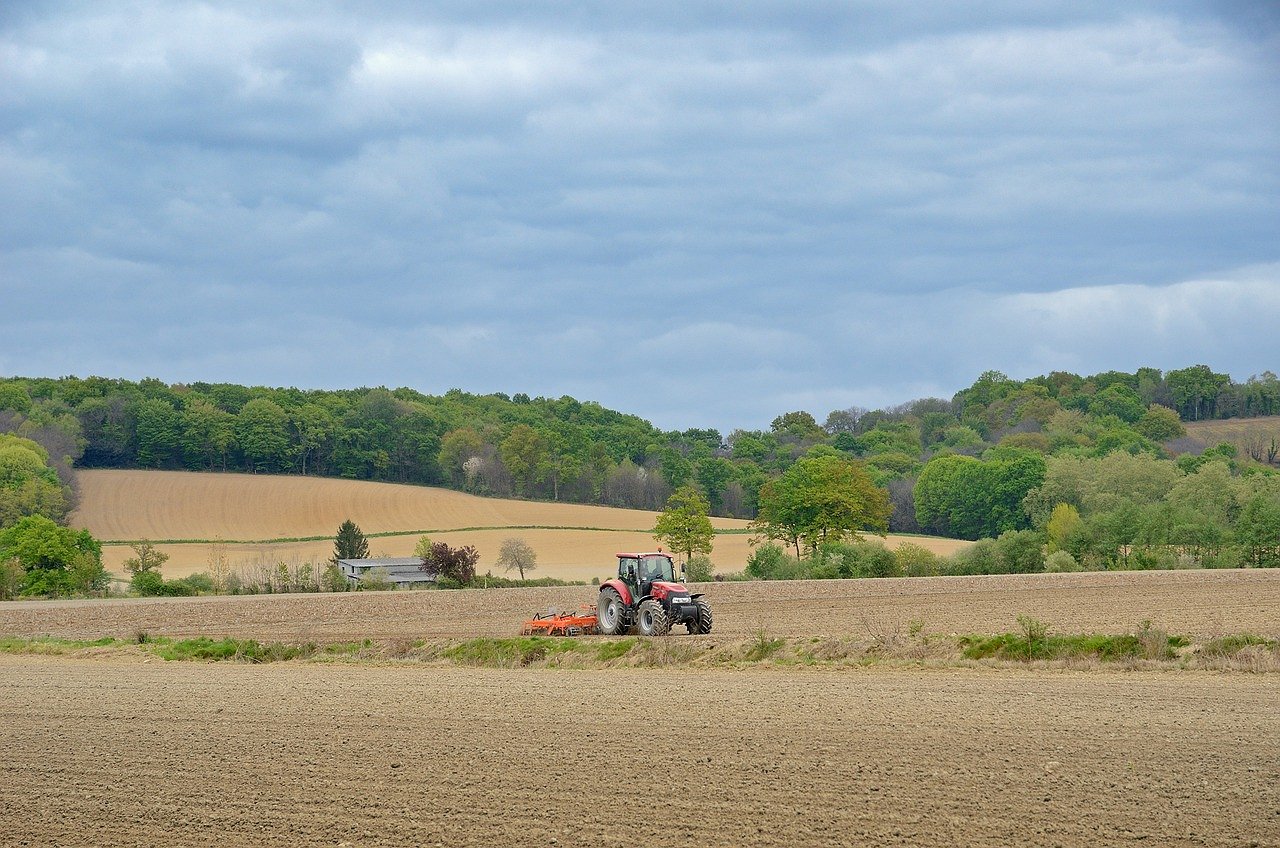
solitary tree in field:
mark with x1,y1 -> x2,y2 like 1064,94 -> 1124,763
123,541 -> 170,596
497,537 -> 537,580
653,484 -> 715,565
332,519 -> 369,563
123,541 -> 169,576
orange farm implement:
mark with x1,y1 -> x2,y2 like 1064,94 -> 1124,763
520,606 -> 600,636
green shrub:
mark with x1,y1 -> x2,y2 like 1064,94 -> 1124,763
170,572 -> 216,594
745,543 -> 801,580
1128,546 -> 1178,570
961,622 -> 1187,662
130,570 -> 166,596
684,554 -> 714,582
1044,550 -> 1081,573
895,543 -> 940,577
321,563 -> 349,592
358,567 -> 394,591
1201,546 -> 1244,570
943,538 -> 1000,575
995,529 -> 1046,574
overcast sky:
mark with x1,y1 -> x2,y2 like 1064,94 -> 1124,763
3,2 -> 1278,432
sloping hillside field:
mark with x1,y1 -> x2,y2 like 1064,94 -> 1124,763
71,470 -> 969,579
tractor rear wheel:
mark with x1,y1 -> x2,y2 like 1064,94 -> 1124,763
636,599 -> 670,636
686,600 -> 713,635
597,588 -> 628,635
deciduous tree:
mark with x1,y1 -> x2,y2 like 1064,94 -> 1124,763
753,450 -> 891,557
497,537 -> 537,580
653,484 -> 715,564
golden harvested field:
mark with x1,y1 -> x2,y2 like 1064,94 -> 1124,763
2,656 -> 1277,848
4,568 -> 1276,642
71,469 -> 969,579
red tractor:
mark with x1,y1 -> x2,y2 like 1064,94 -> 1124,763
596,552 -> 712,636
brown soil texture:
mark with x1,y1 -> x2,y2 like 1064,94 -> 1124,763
3,568 -> 1277,642
2,655 -> 1276,848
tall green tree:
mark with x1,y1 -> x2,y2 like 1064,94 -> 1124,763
653,484 -> 715,564
133,398 -> 182,467
332,519 -> 369,562
1236,492 -> 1280,567
0,434 -> 70,526
0,515 -> 102,597
291,404 -> 335,476
753,450 -> 891,557
236,398 -> 292,472
180,398 -> 235,470
501,424 -> 549,496
914,450 -> 1045,540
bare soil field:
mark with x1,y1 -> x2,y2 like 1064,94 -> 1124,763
4,568 -> 1276,642
1,655 -> 1276,848
71,469 -> 969,579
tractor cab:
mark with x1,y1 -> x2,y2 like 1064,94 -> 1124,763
618,552 -> 679,595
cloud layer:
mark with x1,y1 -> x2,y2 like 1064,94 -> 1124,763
2,2 -> 1277,430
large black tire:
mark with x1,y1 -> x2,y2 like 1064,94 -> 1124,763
686,600 -> 713,635
597,588 -> 628,635
636,598 -> 670,636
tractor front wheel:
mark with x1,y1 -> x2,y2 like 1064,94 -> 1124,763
686,600 -> 713,635
636,599 -> 670,636
597,588 -> 628,635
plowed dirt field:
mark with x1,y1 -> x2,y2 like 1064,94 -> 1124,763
3,568 -> 1277,641
1,656 -> 1276,848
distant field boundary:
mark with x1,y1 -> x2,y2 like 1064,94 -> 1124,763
99,525 -> 758,547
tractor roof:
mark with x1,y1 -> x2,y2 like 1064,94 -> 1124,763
616,552 -> 672,559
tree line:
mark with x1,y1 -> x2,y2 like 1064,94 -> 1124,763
1,364 -> 1278,598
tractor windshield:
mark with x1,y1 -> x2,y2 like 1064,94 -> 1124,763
638,555 -> 675,583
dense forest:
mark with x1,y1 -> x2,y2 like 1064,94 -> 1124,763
0,366 -> 1277,524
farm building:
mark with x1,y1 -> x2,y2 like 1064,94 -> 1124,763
336,557 -> 436,589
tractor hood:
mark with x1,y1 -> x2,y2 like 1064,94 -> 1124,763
649,580 -> 690,599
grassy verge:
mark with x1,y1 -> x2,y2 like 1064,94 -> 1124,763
1,627 -> 1276,671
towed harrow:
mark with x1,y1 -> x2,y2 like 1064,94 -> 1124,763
520,606 -> 599,637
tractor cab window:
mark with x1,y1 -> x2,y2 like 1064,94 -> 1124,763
639,555 -> 674,583
619,558 -> 637,581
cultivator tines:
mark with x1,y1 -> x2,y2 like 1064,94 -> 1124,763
520,606 -> 599,636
